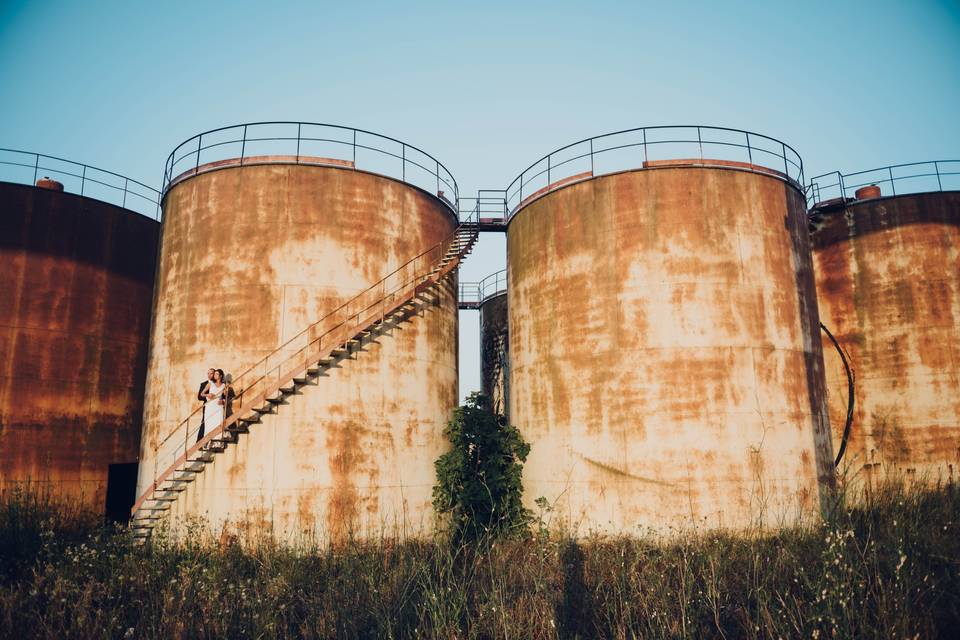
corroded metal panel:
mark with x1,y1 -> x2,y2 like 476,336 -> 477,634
0,182 -> 158,512
507,166 -> 834,535
138,164 -> 458,542
811,192 -> 960,490
480,293 -> 509,420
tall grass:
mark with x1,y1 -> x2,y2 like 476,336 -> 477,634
0,482 -> 957,639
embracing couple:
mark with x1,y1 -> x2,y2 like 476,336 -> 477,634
196,367 -> 234,443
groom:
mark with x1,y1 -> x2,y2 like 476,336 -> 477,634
195,367 -> 215,442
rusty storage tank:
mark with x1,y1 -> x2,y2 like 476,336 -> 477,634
0,151 -> 160,518
478,270 -> 509,420
505,126 -> 835,535
137,123 -> 459,542
808,161 -> 960,490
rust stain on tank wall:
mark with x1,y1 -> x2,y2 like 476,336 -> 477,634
0,183 -> 158,513
508,166 -> 832,535
811,192 -> 960,490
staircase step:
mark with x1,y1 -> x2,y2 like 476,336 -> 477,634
132,516 -> 162,523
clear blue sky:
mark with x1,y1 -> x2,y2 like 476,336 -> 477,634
2,0 -> 958,400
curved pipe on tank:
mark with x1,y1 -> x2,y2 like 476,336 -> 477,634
820,322 -> 856,467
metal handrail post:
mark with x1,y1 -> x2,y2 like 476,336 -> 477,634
296,123 -> 301,163
782,143 -> 788,178
745,132 -> 753,165
195,135 -> 202,175
935,161 -> 943,191
122,178 -> 128,208
80,165 -> 86,196
32,154 -> 39,184
889,167 -> 896,196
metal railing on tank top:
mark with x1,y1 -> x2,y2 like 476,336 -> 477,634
503,125 -> 805,220
161,121 -> 459,217
0,148 -> 160,219
806,160 -> 960,208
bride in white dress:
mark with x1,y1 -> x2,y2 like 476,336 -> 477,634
202,369 -> 227,434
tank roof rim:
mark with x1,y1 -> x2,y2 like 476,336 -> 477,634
160,157 -> 460,224
503,125 -> 803,211
0,179 -> 162,226
0,147 -> 161,219
479,290 -> 507,307
504,163 -> 805,229
161,121 -> 459,212
808,189 -> 960,215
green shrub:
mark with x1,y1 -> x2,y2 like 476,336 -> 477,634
432,392 -> 532,541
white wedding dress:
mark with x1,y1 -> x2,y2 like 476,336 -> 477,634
203,382 -> 226,430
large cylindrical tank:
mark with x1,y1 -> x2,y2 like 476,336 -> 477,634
810,180 -> 960,489
138,129 -> 459,542
479,273 -> 509,420
0,175 -> 159,516
506,132 -> 834,535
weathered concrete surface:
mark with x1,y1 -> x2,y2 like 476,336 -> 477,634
507,166 -> 834,535
138,164 -> 458,543
480,292 -> 509,420
811,192 -> 960,490
0,182 -> 158,511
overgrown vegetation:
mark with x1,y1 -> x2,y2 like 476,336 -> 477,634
432,392 -> 531,541
0,482 -> 958,639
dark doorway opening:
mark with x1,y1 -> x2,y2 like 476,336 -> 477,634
104,462 -> 138,524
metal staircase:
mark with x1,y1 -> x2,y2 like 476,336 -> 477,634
130,207 -> 479,541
